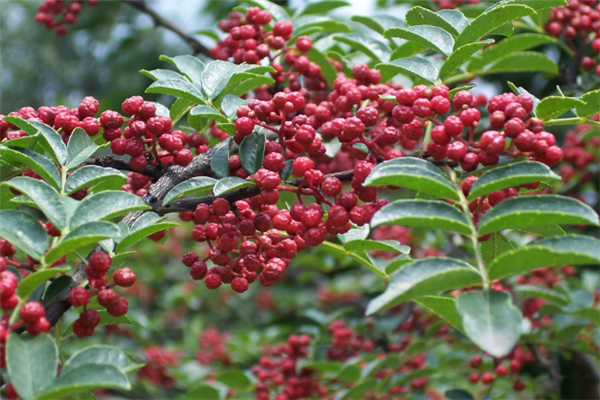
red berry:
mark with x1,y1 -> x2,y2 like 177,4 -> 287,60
495,364 -> 508,377
468,373 -> 479,384
113,268 -> 136,287
20,301 -> 45,322
106,297 -> 128,317
79,309 -> 100,329
190,261 -> 208,280
513,380 -> 526,392
481,372 -> 494,385
470,355 -> 482,368
68,287 -> 90,307
296,36 -> 312,52
205,273 -> 222,289
98,288 -> 119,307
89,251 -> 112,274
231,277 -> 249,293
26,317 -> 50,335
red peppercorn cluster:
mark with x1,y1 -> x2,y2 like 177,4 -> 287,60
137,346 -> 181,389
467,346 -> 536,392
121,172 -> 153,197
326,320 -> 375,361
67,251 -> 136,337
0,97 -> 100,143
195,327 -> 232,366
212,7 -> 330,92
105,96 -> 195,171
252,334 -> 326,400
35,0 -> 98,36
559,124 -> 600,183
545,0 -> 600,75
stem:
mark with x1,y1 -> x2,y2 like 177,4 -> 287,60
544,116 -> 600,127
320,240 -> 388,281
55,324 -> 66,365
446,167 -> 489,289
421,120 -> 434,154
60,167 -> 68,196
443,72 -> 475,85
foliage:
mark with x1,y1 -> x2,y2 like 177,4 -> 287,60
0,0 -> 599,399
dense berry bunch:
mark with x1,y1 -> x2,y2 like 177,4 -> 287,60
559,124 -> 600,183
251,334 -> 325,400
106,96 -> 196,171
196,327 -> 232,366
212,7 -> 330,92
138,346 -> 181,389
68,251 -> 136,337
326,320 -> 375,361
466,346 -> 536,392
35,0 -> 98,36
545,0 -> 600,75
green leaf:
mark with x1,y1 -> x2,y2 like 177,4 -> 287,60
140,69 -> 187,82
298,0 -> 350,16
375,57 -> 439,83
69,191 -> 150,230
169,98 -> 194,125
488,234 -> 600,280
189,105 -> 229,123
0,210 -> 49,261
239,129 -> 266,174
573,307 -> 600,326
145,79 -> 205,104
514,285 -> 570,306
220,74 -> 275,99
4,176 -> 67,230
454,4 -> 537,49
63,345 -> 141,374
0,146 -> 61,189
439,40 -> 493,81
456,290 -> 522,358
41,275 -> 76,305
333,33 -> 390,62
467,34 -> 557,72
575,89 -> 600,118
480,233 -> 515,265
221,95 -> 249,120
535,96 -> 586,121
6,333 -> 58,400
364,157 -> 459,201
449,84 -> 477,100
201,61 -> 239,100
307,47 -> 338,86
406,7 -> 468,36
162,177 -> 218,205
294,15 -> 350,34
3,117 -> 67,166
351,15 -> 406,36
240,0 -> 290,21
480,51 -> 558,76
216,122 -> 235,135
211,140 -> 231,178
45,221 -> 121,265
115,215 -> 178,252
371,200 -> 471,235
65,128 -> 100,170
384,25 -> 455,56
414,296 -> 464,333
445,389 -> 475,400
215,370 -> 251,390
186,385 -> 220,400
17,267 -> 70,298
159,54 -> 205,83
487,0 -> 568,12
517,224 -> 566,237
467,161 -> 560,201
337,364 -> 361,382
213,177 -> 254,196
477,195 -> 600,235
343,239 -> 410,254
342,379 -> 377,400
65,166 -> 127,194
366,257 -> 481,315
36,364 -> 130,400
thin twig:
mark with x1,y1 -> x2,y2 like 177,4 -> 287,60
123,0 -> 211,57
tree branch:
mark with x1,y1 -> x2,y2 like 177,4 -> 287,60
123,0 -> 211,57
528,343 -> 562,395
86,155 -> 162,180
